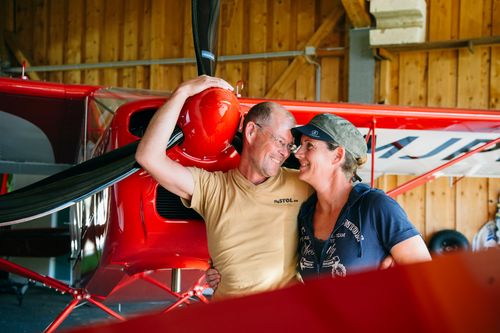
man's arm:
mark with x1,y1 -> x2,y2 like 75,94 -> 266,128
135,76 -> 233,200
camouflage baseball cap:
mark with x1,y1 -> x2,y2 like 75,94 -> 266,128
292,113 -> 367,159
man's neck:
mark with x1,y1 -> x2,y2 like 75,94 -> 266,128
237,163 -> 269,185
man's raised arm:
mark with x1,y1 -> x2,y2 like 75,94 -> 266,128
135,76 -> 233,200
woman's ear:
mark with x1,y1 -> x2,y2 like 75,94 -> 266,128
332,146 -> 345,165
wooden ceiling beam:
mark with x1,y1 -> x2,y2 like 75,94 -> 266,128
4,31 -> 41,80
341,0 -> 371,28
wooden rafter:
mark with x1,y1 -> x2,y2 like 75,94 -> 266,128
341,0 -> 371,28
265,6 -> 344,99
4,31 -> 41,80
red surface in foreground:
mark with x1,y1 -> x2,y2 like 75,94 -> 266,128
65,249 -> 500,333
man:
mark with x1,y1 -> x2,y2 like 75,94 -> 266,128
136,75 -> 311,299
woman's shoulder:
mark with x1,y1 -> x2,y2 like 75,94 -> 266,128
353,184 -> 400,211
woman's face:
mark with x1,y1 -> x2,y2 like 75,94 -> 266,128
294,135 -> 338,185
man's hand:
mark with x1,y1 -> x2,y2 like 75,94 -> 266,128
136,75 -> 234,200
174,75 -> 234,100
205,268 -> 221,291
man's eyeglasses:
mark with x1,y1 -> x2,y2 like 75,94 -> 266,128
255,123 -> 297,153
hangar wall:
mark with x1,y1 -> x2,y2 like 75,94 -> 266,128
2,0 -> 499,243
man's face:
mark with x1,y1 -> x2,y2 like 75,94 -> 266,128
249,113 -> 295,178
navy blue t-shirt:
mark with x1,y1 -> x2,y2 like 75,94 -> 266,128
298,183 -> 420,279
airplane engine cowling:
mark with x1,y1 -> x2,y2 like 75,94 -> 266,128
177,87 -> 241,160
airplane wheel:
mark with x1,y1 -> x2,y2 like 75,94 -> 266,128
428,229 -> 469,255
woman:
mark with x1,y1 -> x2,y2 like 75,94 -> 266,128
292,113 -> 431,279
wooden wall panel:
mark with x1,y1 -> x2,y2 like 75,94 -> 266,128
121,0 -> 140,88
64,0 -> 83,84
149,0 -> 167,90
101,0 -> 122,86
15,0 -> 34,60
220,0 -> 245,88
455,0 -> 491,240
267,0 -> 294,99
397,175 -> 426,235
319,0 -> 343,102
182,0 -> 196,82
397,52 -> 428,234
296,0 -> 316,101
425,0 -> 458,239
247,0 -> 268,97
47,0 -> 64,83
491,0 -> 500,109
8,0 -> 345,95
83,0 -> 102,85
163,0 -> 183,92
487,0 -> 500,223
33,0 -> 49,81
456,178 -> 489,241
0,0 -> 9,63
136,0 -> 151,89
425,177 -> 455,241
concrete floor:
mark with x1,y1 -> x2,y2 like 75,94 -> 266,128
0,283 -> 178,332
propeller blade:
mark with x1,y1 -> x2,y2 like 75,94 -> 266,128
192,0 -> 220,76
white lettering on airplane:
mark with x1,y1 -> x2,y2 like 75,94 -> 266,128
357,128 -> 500,179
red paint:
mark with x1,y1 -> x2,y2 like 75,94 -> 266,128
65,249 -> 500,333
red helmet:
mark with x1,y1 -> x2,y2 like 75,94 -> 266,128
177,87 -> 241,160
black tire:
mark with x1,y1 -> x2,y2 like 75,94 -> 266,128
428,229 -> 469,255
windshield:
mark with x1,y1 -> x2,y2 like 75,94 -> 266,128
92,87 -> 171,114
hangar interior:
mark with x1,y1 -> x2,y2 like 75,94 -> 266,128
0,0 -> 499,331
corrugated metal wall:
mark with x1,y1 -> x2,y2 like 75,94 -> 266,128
2,0 -> 499,242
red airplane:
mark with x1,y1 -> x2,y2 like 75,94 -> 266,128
1,1 -> 500,332
1,74 -> 499,332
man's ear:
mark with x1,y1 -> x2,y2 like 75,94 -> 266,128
244,122 -> 258,144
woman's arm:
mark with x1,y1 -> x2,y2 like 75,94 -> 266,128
390,235 -> 432,265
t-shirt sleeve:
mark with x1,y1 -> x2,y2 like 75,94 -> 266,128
180,167 -> 205,214
180,167 -> 221,220
369,192 -> 421,251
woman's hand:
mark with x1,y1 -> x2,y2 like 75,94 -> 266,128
205,267 -> 221,291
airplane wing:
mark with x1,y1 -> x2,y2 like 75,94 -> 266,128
0,128 -> 183,226
62,248 -> 500,333
239,98 -> 500,180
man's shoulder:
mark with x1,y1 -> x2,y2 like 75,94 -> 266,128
188,166 -> 231,177
187,167 -> 235,190
279,167 -> 312,194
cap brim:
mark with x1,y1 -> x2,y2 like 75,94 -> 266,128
292,124 -> 332,142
